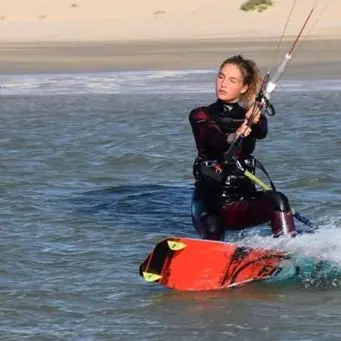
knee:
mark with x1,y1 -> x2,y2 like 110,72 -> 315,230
264,190 -> 291,211
191,192 -> 224,241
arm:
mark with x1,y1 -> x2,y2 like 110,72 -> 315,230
245,104 -> 268,140
189,108 -> 233,150
250,114 -> 268,139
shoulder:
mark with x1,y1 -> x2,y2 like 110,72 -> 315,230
189,101 -> 218,121
189,106 -> 209,122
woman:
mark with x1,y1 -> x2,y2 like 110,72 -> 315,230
189,55 -> 296,241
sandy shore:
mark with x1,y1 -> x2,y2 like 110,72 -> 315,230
0,0 -> 339,76
0,39 -> 340,79
0,0 -> 339,42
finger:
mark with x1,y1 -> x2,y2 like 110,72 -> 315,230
242,127 -> 251,137
252,108 -> 260,117
255,112 -> 261,122
246,108 -> 254,118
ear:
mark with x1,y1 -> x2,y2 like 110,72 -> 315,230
240,84 -> 249,94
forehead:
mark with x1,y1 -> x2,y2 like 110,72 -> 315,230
219,63 -> 243,78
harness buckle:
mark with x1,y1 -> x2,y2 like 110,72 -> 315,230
243,157 -> 256,169
203,160 -> 223,174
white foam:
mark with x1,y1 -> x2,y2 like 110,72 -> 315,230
241,216 -> 341,265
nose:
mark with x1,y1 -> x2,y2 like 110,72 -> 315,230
221,78 -> 228,88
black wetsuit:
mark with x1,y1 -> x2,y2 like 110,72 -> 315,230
189,99 -> 296,240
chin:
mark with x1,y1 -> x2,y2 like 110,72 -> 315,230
217,94 -> 236,103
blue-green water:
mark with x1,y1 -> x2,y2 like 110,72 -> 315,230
1,71 -> 341,340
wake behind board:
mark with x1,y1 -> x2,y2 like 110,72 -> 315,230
139,237 -> 299,291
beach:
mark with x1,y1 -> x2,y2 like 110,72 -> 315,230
0,0 -> 340,75
0,39 -> 340,78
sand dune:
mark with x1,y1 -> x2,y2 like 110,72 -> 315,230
0,0 -> 339,42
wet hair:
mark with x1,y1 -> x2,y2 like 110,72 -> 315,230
219,55 -> 261,107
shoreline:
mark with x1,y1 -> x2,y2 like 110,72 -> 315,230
0,38 -> 340,79
0,0 -> 340,77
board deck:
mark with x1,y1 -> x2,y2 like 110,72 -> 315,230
139,237 -> 298,291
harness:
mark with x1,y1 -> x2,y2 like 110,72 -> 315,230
193,156 -> 276,199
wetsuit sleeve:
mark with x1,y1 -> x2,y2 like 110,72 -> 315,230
250,114 -> 268,139
189,109 -> 231,150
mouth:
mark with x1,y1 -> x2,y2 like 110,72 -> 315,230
218,90 -> 228,95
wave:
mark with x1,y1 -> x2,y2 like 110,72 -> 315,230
240,217 -> 341,288
1,70 -> 341,96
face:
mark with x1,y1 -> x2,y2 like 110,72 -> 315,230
215,63 -> 248,103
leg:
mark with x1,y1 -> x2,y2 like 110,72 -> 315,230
220,190 -> 296,237
220,197 -> 271,230
264,191 -> 296,237
191,189 -> 225,241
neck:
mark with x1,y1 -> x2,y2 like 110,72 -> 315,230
217,98 -> 239,104
217,99 -> 240,107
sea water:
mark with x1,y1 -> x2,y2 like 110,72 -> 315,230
1,70 -> 341,340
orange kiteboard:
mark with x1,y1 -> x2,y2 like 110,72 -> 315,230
139,237 -> 297,291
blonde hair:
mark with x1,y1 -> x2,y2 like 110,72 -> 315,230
219,55 -> 262,108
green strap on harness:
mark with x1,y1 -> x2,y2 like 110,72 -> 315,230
243,169 -> 271,191
232,156 -> 276,191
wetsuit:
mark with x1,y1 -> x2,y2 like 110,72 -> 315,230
189,99 -> 296,240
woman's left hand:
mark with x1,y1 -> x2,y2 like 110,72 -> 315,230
245,104 -> 261,125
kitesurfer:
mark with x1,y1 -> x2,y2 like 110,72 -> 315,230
189,55 -> 296,241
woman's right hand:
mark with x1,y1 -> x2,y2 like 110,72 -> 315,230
236,119 -> 251,137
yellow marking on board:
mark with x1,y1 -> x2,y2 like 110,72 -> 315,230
142,272 -> 162,282
167,240 -> 186,251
